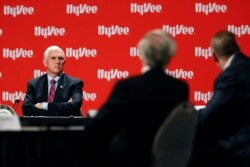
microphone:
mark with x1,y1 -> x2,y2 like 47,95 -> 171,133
12,99 -> 20,111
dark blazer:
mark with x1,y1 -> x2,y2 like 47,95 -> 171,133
189,53 -> 250,167
84,67 -> 189,167
22,73 -> 83,116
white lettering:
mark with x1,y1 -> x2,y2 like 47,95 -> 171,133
195,3 -> 227,15
3,48 -> 33,60
228,25 -> 250,37
66,4 -> 98,16
194,47 -> 213,59
34,26 -> 65,38
194,91 -> 213,104
0,28 -> 3,36
98,25 -> 129,38
83,91 -> 97,101
129,47 -> 141,58
3,5 -> 34,17
162,25 -> 194,37
66,47 -> 97,59
130,3 -> 162,15
34,69 -> 46,78
97,69 -> 129,81
166,69 -> 194,79
2,91 -> 26,103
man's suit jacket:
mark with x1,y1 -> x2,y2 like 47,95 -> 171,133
84,67 -> 189,167
189,53 -> 250,167
22,73 -> 83,116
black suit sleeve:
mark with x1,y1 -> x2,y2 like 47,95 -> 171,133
48,80 -> 83,116
22,82 -> 48,116
198,71 -> 238,130
22,78 -> 83,116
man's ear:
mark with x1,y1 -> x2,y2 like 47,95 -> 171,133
43,58 -> 47,67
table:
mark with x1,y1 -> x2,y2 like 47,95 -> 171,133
0,116 -> 92,167
0,130 -> 88,167
20,116 -> 89,127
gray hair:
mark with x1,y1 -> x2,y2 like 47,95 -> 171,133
138,29 -> 176,68
44,45 -> 65,59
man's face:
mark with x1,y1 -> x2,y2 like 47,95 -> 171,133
43,49 -> 65,76
211,42 -> 222,69
212,46 -> 225,70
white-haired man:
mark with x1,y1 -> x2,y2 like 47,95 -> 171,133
22,46 -> 84,116
83,29 -> 189,167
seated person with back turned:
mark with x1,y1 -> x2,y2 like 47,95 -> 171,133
188,31 -> 250,167
22,45 -> 84,116
83,29 -> 189,167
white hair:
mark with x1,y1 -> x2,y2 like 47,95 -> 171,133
44,45 -> 65,59
138,29 -> 176,67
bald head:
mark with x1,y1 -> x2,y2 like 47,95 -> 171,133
212,31 -> 240,58
138,29 -> 176,68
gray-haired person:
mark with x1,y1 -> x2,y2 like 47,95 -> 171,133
22,45 -> 84,116
83,29 -> 189,167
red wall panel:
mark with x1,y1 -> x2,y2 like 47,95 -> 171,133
1,0 -> 250,117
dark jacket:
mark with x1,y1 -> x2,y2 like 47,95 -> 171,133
84,67 -> 189,167
22,73 -> 83,116
189,53 -> 250,167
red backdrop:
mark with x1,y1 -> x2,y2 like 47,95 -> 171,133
1,0 -> 250,117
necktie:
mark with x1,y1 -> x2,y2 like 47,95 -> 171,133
48,79 -> 56,103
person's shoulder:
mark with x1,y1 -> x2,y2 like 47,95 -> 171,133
116,73 -> 142,85
63,73 -> 83,83
28,74 -> 47,84
230,52 -> 250,66
165,73 -> 189,87
223,53 -> 250,76
173,77 -> 189,90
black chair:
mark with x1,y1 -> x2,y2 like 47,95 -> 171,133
152,102 -> 197,167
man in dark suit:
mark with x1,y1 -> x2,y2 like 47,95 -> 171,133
189,31 -> 250,167
83,29 -> 189,167
22,46 -> 83,116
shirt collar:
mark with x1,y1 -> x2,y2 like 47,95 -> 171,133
141,66 -> 151,73
223,54 -> 235,70
47,74 -> 62,84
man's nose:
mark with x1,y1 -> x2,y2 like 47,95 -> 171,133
54,59 -> 59,64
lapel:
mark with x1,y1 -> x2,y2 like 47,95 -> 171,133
54,73 -> 68,102
38,74 -> 48,102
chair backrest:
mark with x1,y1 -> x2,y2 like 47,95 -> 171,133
152,102 -> 197,167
